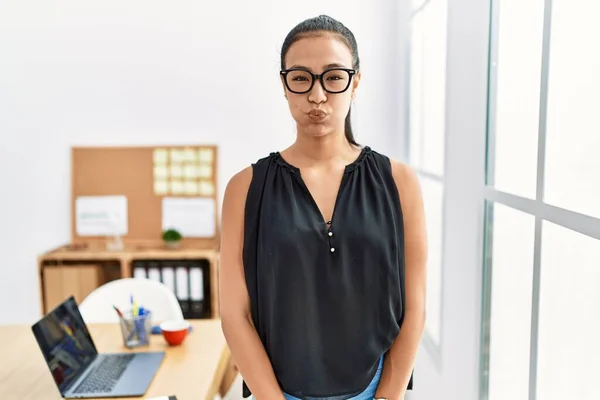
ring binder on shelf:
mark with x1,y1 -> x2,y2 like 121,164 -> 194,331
131,258 -> 212,319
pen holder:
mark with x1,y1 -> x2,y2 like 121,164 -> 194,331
119,309 -> 152,348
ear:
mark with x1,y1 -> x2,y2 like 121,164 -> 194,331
351,71 -> 361,99
280,75 -> 288,99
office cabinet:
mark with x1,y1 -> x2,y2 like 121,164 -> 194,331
38,244 -> 219,319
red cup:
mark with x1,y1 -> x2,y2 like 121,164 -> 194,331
160,320 -> 190,346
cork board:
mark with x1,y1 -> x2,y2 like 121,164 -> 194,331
71,145 -> 219,249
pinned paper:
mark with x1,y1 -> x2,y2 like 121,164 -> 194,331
198,148 -> 213,164
184,181 -> 198,195
170,149 -> 184,164
183,148 -> 196,162
76,195 -> 128,236
162,197 -> 216,237
198,180 -> 214,196
154,180 -> 169,195
197,165 -> 212,179
184,165 -> 197,179
153,149 -> 168,164
170,180 -> 184,195
170,165 -> 183,178
154,165 -> 169,179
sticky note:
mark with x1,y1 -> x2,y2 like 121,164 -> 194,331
184,165 -> 197,179
154,180 -> 169,195
183,148 -> 196,162
170,149 -> 184,164
153,149 -> 168,164
184,181 -> 198,195
154,165 -> 169,179
198,148 -> 214,164
170,165 -> 183,178
198,180 -> 214,196
170,180 -> 184,195
197,165 -> 212,178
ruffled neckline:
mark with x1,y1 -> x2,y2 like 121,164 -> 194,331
272,146 -> 371,174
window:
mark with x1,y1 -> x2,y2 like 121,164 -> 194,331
407,0 -> 448,351
481,1 -> 600,399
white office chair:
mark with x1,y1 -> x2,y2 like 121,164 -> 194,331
79,278 -> 184,324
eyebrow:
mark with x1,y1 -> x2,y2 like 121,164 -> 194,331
287,62 -> 349,71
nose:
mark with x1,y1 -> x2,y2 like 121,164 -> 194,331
308,78 -> 327,104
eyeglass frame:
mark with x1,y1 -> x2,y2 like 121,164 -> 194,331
280,67 -> 357,94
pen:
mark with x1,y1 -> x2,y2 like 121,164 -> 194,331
113,305 -> 124,319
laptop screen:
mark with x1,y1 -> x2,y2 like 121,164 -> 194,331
31,296 -> 98,392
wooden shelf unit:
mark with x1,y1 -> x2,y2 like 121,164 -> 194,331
38,243 -> 220,319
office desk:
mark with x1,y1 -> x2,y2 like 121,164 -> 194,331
0,320 -> 231,400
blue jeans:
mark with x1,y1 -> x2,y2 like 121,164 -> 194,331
282,357 -> 384,400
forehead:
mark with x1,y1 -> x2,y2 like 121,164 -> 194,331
284,34 -> 353,71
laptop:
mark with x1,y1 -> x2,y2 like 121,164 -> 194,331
31,296 -> 165,398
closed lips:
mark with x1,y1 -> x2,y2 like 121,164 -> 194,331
308,110 -> 327,117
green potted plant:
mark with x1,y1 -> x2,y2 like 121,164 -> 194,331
162,228 -> 182,249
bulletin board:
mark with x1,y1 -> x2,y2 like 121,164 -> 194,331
71,145 -> 220,250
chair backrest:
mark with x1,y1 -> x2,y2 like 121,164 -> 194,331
79,278 -> 184,324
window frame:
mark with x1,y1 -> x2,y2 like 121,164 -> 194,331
479,0 -> 600,398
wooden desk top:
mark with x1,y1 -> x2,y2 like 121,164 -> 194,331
0,320 -> 229,400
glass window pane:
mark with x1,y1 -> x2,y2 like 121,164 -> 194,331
409,0 -> 447,176
543,1 -> 600,219
411,0 -> 428,10
537,222 -> 600,400
420,176 -> 443,345
409,12 -> 424,169
420,0 -> 446,176
491,0 -> 545,198
487,204 -> 535,400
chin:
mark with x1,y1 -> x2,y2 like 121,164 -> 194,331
300,122 -> 334,138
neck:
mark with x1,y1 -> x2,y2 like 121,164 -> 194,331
290,130 -> 359,166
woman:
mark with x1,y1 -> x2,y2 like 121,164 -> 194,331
220,15 -> 427,400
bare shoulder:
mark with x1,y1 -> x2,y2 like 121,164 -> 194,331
224,166 -> 253,199
221,166 -> 253,224
389,158 -> 422,203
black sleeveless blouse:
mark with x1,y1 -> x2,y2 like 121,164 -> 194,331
242,146 -> 412,399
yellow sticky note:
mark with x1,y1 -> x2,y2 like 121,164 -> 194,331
170,149 -> 184,164
153,149 -> 168,164
170,180 -> 184,195
184,181 -> 198,195
183,148 -> 196,162
198,148 -> 214,164
154,165 -> 169,179
184,165 -> 197,179
198,180 -> 214,196
197,165 -> 212,178
170,165 -> 183,178
154,180 -> 168,195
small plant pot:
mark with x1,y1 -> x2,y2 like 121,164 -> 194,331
164,240 -> 181,250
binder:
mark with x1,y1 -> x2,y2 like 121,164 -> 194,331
130,258 -> 211,319
175,264 -> 190,315
189,264 -> 204,318
133,261 -> 147,279
147,266 -> 161,282
161,265 -> 175,293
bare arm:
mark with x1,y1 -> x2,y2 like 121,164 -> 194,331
375,161 -> 428,400
219,167 -> 284,400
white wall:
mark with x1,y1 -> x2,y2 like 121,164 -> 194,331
0,0 -> 402,324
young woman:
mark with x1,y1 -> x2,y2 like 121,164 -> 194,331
219,15 -> 427,400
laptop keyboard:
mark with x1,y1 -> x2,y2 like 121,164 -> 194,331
73,354 -> 135,394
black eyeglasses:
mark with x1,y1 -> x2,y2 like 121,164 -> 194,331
280,67 -> 356,94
